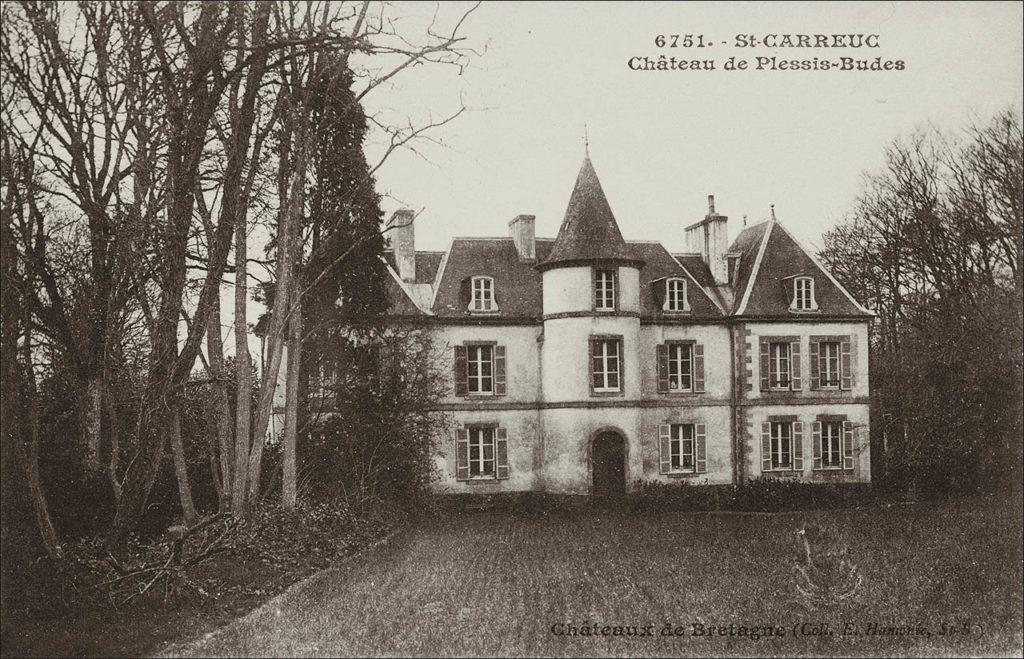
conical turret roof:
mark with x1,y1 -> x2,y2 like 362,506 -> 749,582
538,157 -> 642,270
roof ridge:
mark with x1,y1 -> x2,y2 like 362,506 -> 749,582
735,220 -> 774,314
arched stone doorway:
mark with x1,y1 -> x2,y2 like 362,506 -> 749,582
591,430 -> 626,498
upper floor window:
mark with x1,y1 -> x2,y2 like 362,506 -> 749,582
817,341 -> 841,389
453,343 -> 506,397
590,337 -> 621,393
668,343 -> 693,392
470,276 -> 496,312
663,278 -> 689,312
594,269 -> 616,311
769,342 -> 791,390
760,337 -> 802,392
467,344 -> 493,395
791,276 -> 817,312
657,341 -> 706,394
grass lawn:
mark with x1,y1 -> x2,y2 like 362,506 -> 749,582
175,493 -> 1023,657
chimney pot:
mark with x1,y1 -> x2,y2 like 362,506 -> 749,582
708,195 -> 715,215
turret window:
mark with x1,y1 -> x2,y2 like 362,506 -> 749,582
590,336 -> 622,393
594,269 -> 617,311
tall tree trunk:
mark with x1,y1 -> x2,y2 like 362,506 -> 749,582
207,297 -> 233,511
247,117 -> 310,504
168,411 -> 198,525
106,395 -> 121,499
282,288 -> 302,509
16,334 -> 61,558
232,208 -> 253,515
81,376 -> 103,475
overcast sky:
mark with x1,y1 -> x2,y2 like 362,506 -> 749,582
361,1 -> 1024,253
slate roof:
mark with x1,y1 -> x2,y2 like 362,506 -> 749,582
539,157 -> 642,270
632,243 -> 723,319
380,162 -> 869,321
734,221 -> 871,318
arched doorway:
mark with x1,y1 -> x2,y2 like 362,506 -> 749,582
591,431 -> 626,498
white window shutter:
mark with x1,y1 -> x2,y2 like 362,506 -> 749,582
840,338 -> 853,390
812,421 -> 822,470
495,427 -> 509,479
695,423 -> 707,473
793,421 -> 804,472
842,421 -> 854,470
693,344 -> 705,393
456,429 -> 470,481
658,424 -> 671,474
494,345 -> 507,396
790,340 -> 802,390
761,422 -> 772,473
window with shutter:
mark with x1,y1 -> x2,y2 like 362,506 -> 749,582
666,342 -> 693,392
817,341 -> 841,389
663,423 -> 699,474
467,427 -> 496,479
820,421 -> 844,468
768,342 -> 791,390
768,421 -> 794,470
466,344 -> 494,395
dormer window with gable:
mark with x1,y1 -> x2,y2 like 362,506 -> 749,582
468,276 -> 497,312
594,269 -> 617,311
791,276 -> 818,312
663,277 -> 690,313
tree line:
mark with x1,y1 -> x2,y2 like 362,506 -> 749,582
1,0 -> 476,564
820,108 -> 1023,493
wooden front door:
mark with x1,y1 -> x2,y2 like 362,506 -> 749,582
592,431 -> 626,498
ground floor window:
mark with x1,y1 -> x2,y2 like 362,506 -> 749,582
821,421 -> 843,468
658,423 -> 707,474
456,426 -> 510,481
761,419 -> 803,472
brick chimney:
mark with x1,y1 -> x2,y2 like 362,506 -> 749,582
508,214 -> 536,261
388,209 -> 416,282
684,195 -> 729,285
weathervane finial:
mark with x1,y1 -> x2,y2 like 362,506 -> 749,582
770,204 -> 776,222
584,123 -> 589,157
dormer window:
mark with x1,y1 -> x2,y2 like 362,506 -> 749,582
663,278 -> 690,313
469,276 -> 497,312
594,269 -> 617,311
791,276 -> 817,312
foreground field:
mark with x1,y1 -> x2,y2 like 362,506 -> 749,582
177,494 -> 1023,657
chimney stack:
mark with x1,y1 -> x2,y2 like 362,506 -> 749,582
684,195 -> 729,285
509,214 -> 536,261
388,209 -> 416,282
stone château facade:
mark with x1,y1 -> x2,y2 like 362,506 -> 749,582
380,156 -> 873,496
